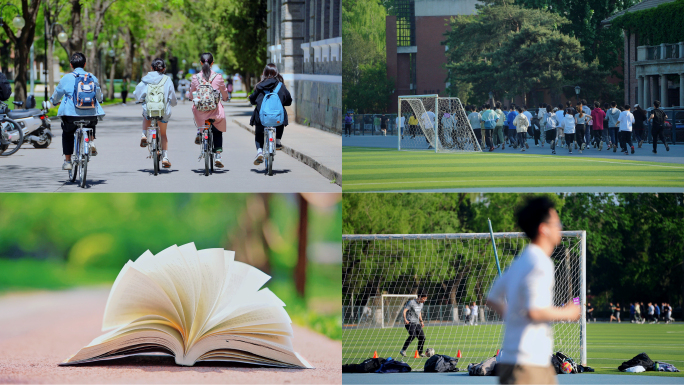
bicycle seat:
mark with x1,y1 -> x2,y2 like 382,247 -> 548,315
72,117 -> 98,126
7,108 -> 42,119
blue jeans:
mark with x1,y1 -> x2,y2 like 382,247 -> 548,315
608,127 -> 618,145
508,128 -> 517,146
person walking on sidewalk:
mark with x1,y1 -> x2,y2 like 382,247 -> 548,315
561,108 -> 576,154
649,100 -> 670,154
494,102 -> 506,149
591,102 -> 605,150
187,52 -> 230,168
480,103 -> 498,151
121,77 -> 129,105
134,58 -> 178,168
344,112 -> 353,137
574,105 -> 591,154
607,102 -> 621,152
249,63 -> 293,165
513,106 -> 530,151
507,105 -> 519,149
49,52 -> 105,171
616,104 -> 635,155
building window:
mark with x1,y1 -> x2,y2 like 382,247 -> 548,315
396,0 -> 415,47
333,0 -> 340,38
304,0 -> 310,43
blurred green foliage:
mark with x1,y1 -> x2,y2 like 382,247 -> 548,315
0,193 -> 341,340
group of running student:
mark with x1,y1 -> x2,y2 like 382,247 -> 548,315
466,99 -> 671,155
50,52 -> 292,171
628,301 -> 675,324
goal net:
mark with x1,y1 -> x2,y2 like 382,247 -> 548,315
398,95 -> 482,152
342,232 -> 586,370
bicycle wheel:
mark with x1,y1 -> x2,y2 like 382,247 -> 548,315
69,161 -> 78,182
267,153 -> 273,176
79,157 -> 88,188
210,152 -> 214,174
0,118 -> 24,156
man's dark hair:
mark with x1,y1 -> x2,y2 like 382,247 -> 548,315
611,101 -> 617,107
624,104 -> 631,110
496,101 -> 502,109
509,104 -> 515,110
70,52 -> 86,69
557,103 -> 563,110
653,100 -> 661,108
581,99 -> 587,105
484,103 -> 490,109
516,106 -> 523,113
517,196 -> 556,240
594,101 -> 600,108
566,101 -> 571,107
418,291 -> 428,298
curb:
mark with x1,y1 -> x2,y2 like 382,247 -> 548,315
233,119 -> 342,186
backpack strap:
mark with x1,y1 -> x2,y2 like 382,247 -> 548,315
209,73 -> 218,83
273,82 -> 282,94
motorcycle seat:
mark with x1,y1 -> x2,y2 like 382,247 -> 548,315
7,108 -> 42,120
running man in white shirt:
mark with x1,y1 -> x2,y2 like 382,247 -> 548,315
471,302 -> 479,325
400,293 -> 428,357
487,197 -> 580,384
616,104 -> 636,154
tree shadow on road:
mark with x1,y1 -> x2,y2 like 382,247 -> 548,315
250,168 -> 291,176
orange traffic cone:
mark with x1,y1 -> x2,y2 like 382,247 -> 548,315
373,351 -> 378,359
414,350 -> 420,358
496,349 -> 500,356
457,350 -> 462,358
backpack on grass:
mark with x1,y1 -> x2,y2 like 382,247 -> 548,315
342,357 -> 386,373
467,356 -> 497,376
259,82 -> 285,127
375,358 -> 412,373
424,354 -> 459,372
145,76 -> 168,118
72,72 -> 97,109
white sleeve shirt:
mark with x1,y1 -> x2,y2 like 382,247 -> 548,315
487,244 -> 555,367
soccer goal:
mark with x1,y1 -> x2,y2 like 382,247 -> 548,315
342,232 -> 587,370
398,95 -> 482,153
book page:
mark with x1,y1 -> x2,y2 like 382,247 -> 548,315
178,242 -> 202,321
102,262 -> 182,331
187,248 -> 226,345
207,288 -> 285,328
208,306 -> 291,334
131,248 -> 188,332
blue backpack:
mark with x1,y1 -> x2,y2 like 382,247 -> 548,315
71,72 -> 97,109
259,82 -> 284,127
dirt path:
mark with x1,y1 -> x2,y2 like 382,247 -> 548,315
0,288 -> 341,383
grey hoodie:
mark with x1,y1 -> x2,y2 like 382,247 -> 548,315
607,107 -> 620,128
134,71 -> 178,120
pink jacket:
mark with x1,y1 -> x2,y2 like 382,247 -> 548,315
187,71 -> 229,132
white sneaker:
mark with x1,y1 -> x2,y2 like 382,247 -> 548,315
214,153 -> 224,168
140,133 -> 148,147
254,150 -> 264,165
89,141 -> 97,156
162,156 -> 171,168
62,161 -> 73,170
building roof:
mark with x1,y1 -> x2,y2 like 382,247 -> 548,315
602,0 -> 677,25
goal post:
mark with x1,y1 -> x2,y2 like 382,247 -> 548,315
397,95 -> 482,153
342,231 -> 587,370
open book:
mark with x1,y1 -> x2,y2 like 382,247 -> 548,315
61,243 -> 313,368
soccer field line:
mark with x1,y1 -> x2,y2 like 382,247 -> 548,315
344,150 -> 684,170
343,178 -> 678,187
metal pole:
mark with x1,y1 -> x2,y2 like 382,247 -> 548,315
434,96 -> 439,153
580,230 -> 587,365
488,219 -> 502,277
397,97 -> 401,151
29,44 -> 35,97
44,17 -> 48,101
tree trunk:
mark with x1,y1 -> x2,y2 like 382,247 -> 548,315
108,57 -> 116,99
295,194 -> 308,298
66,0 -> 83,54
123,27 -> 134,80
13,49 -> 29,102
3,0 -> 41,102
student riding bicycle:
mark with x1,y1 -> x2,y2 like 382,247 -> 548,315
133,58 -> 178,168
186,52 -> 229,168
248,63 -> 292,165
49,52 -> 104,170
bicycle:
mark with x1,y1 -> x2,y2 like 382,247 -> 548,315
145,116 -> 162,176
198,119 -> 214,176
68,118 -> 97,188
0,101 -> 24,156
263,126 -> 276,176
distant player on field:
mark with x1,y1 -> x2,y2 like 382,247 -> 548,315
486,196 -> 580,384
399,292 -> 428,358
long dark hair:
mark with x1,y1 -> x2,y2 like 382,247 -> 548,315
200,53 -> 213,81
256,63 -> 284,86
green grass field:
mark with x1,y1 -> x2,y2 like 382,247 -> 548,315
343,322 -> 684,376
343,147 -> 684,191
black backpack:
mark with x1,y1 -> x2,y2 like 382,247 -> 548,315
652,109 -> 667,128
0,72 -> 10,101
619,352 -> 655,372
531,115 -> 540,129
375,358 -> 412,373
424,354 -> 459,372
342,357 -> 386,373
467,356 -> 497,376
551,351 -> 578,374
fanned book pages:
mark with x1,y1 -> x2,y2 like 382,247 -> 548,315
60,243 -> 313,368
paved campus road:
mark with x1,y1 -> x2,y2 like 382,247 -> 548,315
0,288 -> 341,384
0,101 -> 341,192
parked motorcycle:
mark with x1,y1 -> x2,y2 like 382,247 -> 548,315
0,95 -> 53,151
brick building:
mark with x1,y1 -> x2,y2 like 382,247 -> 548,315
602,0 -> 684,107
386,0 -> 479,113
267,0 -> 342,133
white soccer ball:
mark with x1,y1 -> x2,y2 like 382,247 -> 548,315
426,348 -> 435,357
